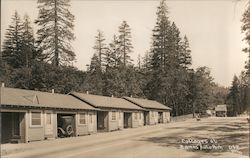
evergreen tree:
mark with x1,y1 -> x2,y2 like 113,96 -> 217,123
190,67 -> 214,115
146,0 -> 192,116
150,0 -> 171,68
241,1 -> 250,113
242,1 -> 250,75
101,31 -> 142,97
35,0 -> 75,66
139,51 -> 152,98
104,35 -> 120,68
168,22 -> 182,68
146,0 -> 171,103
180,35 -> 192,68
93,30 -> 107,70
137,54 -> 141,70
84,30 -> 107,95
2,11 -> 23,68
21,14 -> 37,67
142,51 -> 151,70
124,66 -> 144,97
117,21 -> 133,66
227,75 -> 240,116
238,71 -> 248,113
83,53 -> 103,95
102,35 -> 123,96
225,72 -> 250,116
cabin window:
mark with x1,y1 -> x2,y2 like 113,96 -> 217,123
79,113 -> 86,125
112,111 -> 116,120
139,112 -> 142,120
31,112 -> 42,126
89,113 -> 93,123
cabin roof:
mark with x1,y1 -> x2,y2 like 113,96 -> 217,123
123,97 -> 171,111
1,87 -> 95,110
70,92 -> 143,110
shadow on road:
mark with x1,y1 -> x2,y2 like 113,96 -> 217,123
139,118 -> 249,157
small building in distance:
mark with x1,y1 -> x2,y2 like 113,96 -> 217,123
123,97 -> 171,125
215,104 -> 227,117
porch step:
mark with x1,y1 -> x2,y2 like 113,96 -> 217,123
10,136 -> 21,144
10,139 -> 21,144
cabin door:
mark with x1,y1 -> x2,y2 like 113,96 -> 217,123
88,112 -> 95,132
45,111 -> 53,135
144,112 -> 149,125
118,112 -> 123,128
124,112 -> 132,128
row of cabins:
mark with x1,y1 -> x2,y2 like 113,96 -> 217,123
0,87 -> 171,144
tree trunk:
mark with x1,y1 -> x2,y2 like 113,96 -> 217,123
192,103 -> 195,118
54,0 -> 59,66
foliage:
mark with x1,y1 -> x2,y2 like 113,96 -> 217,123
226,72 -> 249,115
93,30 -> 107,70
0,0 -> 233,117
83,53 -> 104,95
2,11 -> 25,68
143,0 -> 195,116
35,0 -> 75,66
191,67 -> 215,114
1,62 -> 86,94
226,75 -> 240,116
117,21 -> 133,66
242,1 -> 250,75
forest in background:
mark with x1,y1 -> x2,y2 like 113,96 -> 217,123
0,0 -> 249,116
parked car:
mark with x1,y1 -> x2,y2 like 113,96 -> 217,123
57,116 -> 74,138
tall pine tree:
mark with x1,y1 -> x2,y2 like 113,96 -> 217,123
146,0 -> 193,116
83,31 -> 107,95
35,0 -> 75,66
102,35 -> 122,96
21,14 -> 37,67
146,0 -> 172,103
83,53 -> 104,95
104,35 -> 120,68
151,0 -> 171,68
180,35 -> 192,69
2,11 -> 23,68
93,30 -> 107,70
191,67 -> 214,115
227,75 -> 240,116
117,21 -> 133,66
242,1 -> 250,76
241,0 -> 250,113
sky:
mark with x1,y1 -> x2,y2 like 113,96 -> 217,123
1,0 -> 248,87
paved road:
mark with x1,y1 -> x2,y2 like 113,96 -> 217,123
1,117 -> 249,158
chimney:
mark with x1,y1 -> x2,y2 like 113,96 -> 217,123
86,91 -> 89,95
52,89 -> 54,94
1,83 -> 5,88
130,95 -> 133,98
111,94 -> 114,97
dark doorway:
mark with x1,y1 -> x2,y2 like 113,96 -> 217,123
144,111 -> 149,126
97,111 -> 108,132
124,112 -> 132,128
1,112 -> 25,144
57,114 -> 76,138
158,112 -> 163,123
